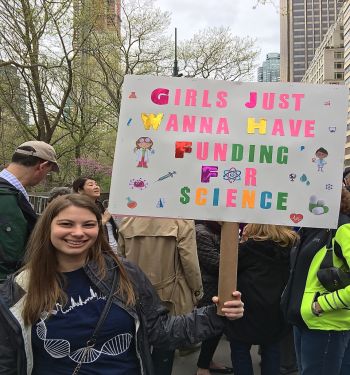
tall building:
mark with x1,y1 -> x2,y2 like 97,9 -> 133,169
302,17 -> 344,84
280,0 -> 344,82
257,53 -> 280,82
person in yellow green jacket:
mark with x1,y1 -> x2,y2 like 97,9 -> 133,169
284,188 -> 350,375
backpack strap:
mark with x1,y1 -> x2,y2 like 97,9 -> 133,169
319,230 -> 335,269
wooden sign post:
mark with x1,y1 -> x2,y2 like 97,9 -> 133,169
217,222 -> 239,315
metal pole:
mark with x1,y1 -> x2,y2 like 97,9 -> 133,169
172,27 -> 179,77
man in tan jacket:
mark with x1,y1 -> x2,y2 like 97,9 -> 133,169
118,217 -> 203,375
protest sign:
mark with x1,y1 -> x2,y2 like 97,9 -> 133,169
109,75 -> 348,229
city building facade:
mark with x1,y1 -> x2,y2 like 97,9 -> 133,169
257,53 -> 280,82
302,16 -> 344,84
280,0 -> 344,82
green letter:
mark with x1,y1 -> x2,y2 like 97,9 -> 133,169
277,192 -> 288,210
180,186 -> 191,204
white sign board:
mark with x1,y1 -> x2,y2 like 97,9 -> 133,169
109,75 -> 348,228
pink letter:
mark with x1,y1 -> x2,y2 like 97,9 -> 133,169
197,142 -> 209,160
226,189 -> 237,207
213,143 -> 227,161
200,117 -> 213,133
292,93 -> 305,111
289,119 -> 302,136
174,88 -> 181,105
216,118 -> 229,134
165,114 -> 179,131
185,89 -> 197,106
183,115 -> 196,132
151,88 -> 169,105
262,92 -> 275,110
278,94 -> 289,109
272,119 -> 285,136
305,120 -> 315,137
244,168 -> 257,186
245,92 -> 257,108
216,91 -> 228,108
202,90 -> 212,107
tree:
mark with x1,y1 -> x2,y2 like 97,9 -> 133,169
85,0 -> 172,125
0,0 -> 77,143
178,27 -> 260,81
0,0 -> 260,185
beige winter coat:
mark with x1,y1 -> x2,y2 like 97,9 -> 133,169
118,217 -> 203,315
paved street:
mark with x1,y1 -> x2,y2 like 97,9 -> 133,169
172,337 -> 260,375
172,337 -> 299,375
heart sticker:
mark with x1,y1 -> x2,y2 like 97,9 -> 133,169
290,213 -> 303,224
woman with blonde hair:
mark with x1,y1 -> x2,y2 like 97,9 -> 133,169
0,194 -> 244,374
227,224 -> 298,375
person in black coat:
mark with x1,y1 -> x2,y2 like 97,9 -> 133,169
226,224 -> 298,375
195,221 -> 233,375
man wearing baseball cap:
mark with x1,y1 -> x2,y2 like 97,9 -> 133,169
0,140 -> 59,282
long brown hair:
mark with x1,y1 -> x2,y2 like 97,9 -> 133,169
242,224 -> 298,248
22,194 -> 135,325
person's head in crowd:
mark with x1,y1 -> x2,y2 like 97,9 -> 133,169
22,194 -> 135,325
343,167 -> 350,188
6,141 -> 59,187
47,186 -> 72,203
241,223 -> 298,247
340,187 -> 350,215
72,176 -> 100,202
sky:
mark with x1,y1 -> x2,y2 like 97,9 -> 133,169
155,0 -> 280,78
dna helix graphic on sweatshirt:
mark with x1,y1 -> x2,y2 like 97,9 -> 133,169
35,289 -> 133,364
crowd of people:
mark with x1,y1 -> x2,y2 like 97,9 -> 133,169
0,140 -> 350,375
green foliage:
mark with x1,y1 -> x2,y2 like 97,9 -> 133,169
0,0 -> 259,190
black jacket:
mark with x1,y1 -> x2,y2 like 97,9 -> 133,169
195,222 -> 221,307
226,239 -> 290,344
0,177 -> 37,281
0,256 -> 225,375
0,177 -> 37,233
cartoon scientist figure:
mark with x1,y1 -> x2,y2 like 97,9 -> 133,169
134,137 -> 154,168
312,147 -> 328,172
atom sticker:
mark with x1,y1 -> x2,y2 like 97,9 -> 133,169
223,167 -> 242,183
129,178 -> 148,190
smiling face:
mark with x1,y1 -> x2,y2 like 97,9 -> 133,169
50,205 -> 99,271
79,179 -> 100,200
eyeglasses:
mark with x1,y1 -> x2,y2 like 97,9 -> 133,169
138,137 -> 152,143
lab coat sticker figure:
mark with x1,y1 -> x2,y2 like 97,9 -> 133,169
312,147 -> 328,172
134,137 -> 155,168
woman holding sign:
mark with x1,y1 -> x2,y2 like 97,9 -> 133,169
0,194 -> 244,375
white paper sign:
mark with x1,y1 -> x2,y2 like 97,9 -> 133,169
109,75 -> 348,228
